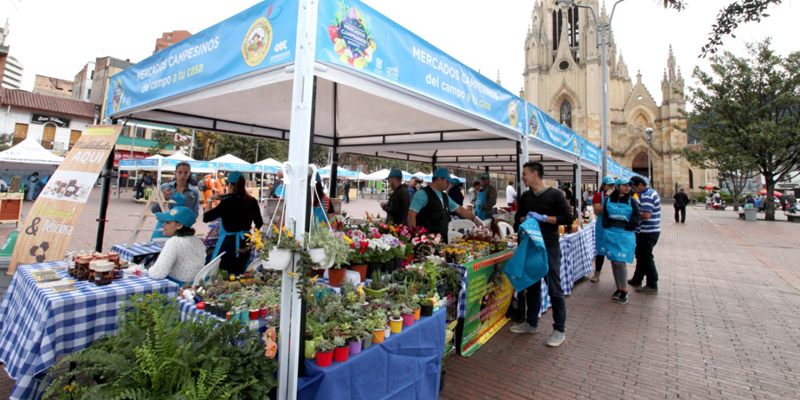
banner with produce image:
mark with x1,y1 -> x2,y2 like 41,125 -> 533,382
8,125 -> 122,274
316,0 -> 525,133
460,249 -> 514,357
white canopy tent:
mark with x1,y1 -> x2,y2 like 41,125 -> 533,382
0,137 -> 64,187
103,0 -> 622,397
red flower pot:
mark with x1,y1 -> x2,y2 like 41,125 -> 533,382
349,264 -> 368,282
401,313 -> 414,327
328,268 -> 346,287
259,308 -> 269,318
333,345 -> 350,362
316,350 -> 333,367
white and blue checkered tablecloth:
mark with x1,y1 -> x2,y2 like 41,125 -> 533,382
0,261 -> 179,400
110,242 -> 164,263
457,221 -> 596,319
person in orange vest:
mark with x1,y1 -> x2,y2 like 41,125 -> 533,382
213,172 -> 226,207
203,174 -> 214,204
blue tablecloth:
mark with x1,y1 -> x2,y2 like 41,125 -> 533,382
457,221 -> 596,318
110,241 -> 164,263
0,261 -> 179,400
298,308 -> 446,400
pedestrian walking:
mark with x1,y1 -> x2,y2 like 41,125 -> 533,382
673,188 -> 689,223
343,179 -> 351,203
510,161 -> 573,347
628,176 -> 661,295
591,176 -> 616,283
600,178 -> 640,305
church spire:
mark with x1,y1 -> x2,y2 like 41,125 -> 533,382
496,70 -> 502,86
662,45 -> 685,104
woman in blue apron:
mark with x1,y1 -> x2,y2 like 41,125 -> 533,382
591,176 -> 616,282
601,177 -> 641,304
312,173 -> 331,226
203,171 -> 264,275
475,186 -> 487,220
151,162 -> 200,240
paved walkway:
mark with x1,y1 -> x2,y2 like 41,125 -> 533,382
2,193 -> 799,399
441,206 -> 800,400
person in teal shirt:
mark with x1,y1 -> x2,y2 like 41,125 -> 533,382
408,168 -> 482,241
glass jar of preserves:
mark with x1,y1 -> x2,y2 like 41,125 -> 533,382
108,252 -> 120,266
94,262 -> 115,286
75,256 -> 92,281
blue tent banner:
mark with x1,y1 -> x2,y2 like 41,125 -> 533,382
527,105 -> 578,155
315,0 -> 524,133
107,0 -> 299,117
577,136 -> 601,165
216,163 -> 262,172
138,159 -> 160,168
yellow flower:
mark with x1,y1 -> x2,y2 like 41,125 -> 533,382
287,271 -> 298,278
310,275 -> 319,282
343,235 -> 353,244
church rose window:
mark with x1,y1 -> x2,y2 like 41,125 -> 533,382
559,60 -> 570,71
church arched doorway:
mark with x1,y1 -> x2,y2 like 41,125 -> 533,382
632,152 -> 652,180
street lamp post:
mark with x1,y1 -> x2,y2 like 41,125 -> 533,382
645,127 -> 653,182
557,0 -> 626,183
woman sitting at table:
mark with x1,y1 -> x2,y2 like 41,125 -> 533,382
148,206 -> 206,285
204,171 -> 264,275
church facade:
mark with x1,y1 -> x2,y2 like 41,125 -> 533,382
521,0 -> 703,197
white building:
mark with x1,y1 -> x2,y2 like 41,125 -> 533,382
71,61 -> 95,102
2,55 -> 23,90
0,88 -> 96,154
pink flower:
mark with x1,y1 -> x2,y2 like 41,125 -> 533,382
264,340 -> 277,359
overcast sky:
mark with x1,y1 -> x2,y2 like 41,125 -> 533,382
2,0 -> 796,105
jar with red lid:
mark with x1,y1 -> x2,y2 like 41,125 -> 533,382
108,252 -> 120,266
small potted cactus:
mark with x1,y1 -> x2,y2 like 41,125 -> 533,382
400,306 -> 414,327
389,309 -> 403,334
315,338 -> 334,367
332,336 -> 350,363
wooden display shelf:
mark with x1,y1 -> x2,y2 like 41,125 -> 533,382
0,193 -> 24,227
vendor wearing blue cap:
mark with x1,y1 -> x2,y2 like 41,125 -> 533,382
474,173 -> 498,221
312,172 -> 333,225
600,177 -> 640,305
148,206 -> 206,285
408,168 -> 483,240
203,170 -> 264,275
590,176 -> 617,283
381,169 -> 411,225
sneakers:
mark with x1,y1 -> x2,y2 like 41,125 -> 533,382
636,286 -> 659,295
590,271 -> 601,282
509,323 -> 538,334
546,330 -> 566,347
611,290 -> 622,300
627,279 -> 643,288
618,291 -> 629,304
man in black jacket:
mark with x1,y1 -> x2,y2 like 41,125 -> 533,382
511,161 -> 573,347
381,169 -> 410,225
673,188 -> 689,223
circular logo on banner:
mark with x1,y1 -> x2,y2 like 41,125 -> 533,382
508,101 -> 519,127
528,109 -> 539,137
328,5 -> 376,70
242,17 -> 273,67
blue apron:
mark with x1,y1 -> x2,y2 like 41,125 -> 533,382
212,222 -> 248,260
312,206 -> 328,226
595,192 -> 607,255
151,192 -> 185,240
475,189 -> 487,220
602,198 -> 636,263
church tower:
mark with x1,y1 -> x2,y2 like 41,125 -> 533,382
522,0 -> 692,196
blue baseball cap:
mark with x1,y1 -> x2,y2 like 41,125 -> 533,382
602,176 -> 615,185
480,173 -> 490,180
388,169 -> 403,178
615,177 -> 630,186
155,206 -> 197,228
227,171 -> 244,184
433,168 -> 459,184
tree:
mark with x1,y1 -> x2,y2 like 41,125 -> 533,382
683,39 -> 800,220
0,133 -> 12,152
662,0 -> 783,57
682,143 -> 756,211
147,129 -> 177,155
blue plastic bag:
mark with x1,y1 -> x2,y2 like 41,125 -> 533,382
504,219 -> 549,292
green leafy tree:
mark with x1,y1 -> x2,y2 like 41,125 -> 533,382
682,143 -> 756,211
662,0 -> 783,57
682,38 -> 800,220
147,129 -> 177,155
0,133 -> 12,152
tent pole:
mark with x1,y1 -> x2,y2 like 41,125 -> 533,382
515,141 -> 522,196
521,137 -> 530,194
576,155 -> 582,227
282,0 -> 319,397
95,146 -> 115,252
330,83 -> 339,199
116,165 -> 121,199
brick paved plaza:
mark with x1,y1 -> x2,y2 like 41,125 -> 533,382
1,190 -> 799,399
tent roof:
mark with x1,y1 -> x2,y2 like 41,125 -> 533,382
256,158 -> 283,167
165,153 -> 195,161
210,154 -> 251,165
0,137 -> 65,165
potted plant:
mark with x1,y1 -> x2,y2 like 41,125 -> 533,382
420,298 -> 434,317
349,321 -> 369,354
389,308 -> 403,334
400,306 -> 414,327
363,270 -> 389,298
409,297 -> 421,321
259,225 -> 296,271
315,338 -> 334,367
332,336 -> 350,363
347,239 -> 369,282
370,316 -> 386,344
